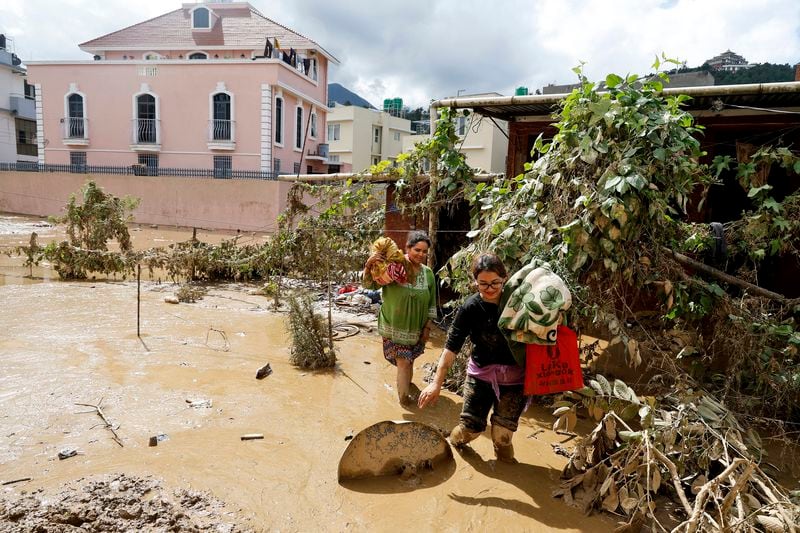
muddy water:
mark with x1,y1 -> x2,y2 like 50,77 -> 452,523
0,214 -> 614,531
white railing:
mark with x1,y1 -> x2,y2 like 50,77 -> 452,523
62,117 -> 88,140
131,118 -> 160,144
208,119 -> 234,142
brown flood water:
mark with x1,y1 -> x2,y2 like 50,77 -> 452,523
0,214 -> 615,531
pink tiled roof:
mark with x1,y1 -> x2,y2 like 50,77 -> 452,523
79,3 -> 337,63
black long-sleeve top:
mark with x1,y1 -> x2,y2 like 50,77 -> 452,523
444,293 -> 518,367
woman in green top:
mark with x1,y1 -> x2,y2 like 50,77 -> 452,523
365,231 -> 437,405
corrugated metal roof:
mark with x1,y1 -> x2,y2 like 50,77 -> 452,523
79,3 -> 338,64
432,82 -> 800,121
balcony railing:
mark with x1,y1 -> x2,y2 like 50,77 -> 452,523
62,117 -> 89,141
208,119 -> 235,142
0,161 -> 277,180
131,118 -> 160,145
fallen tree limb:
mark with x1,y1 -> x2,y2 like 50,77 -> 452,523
663,247 -> 791,303
677,458 -> 748,533
75,400 -> 124,447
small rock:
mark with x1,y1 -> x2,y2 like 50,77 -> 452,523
164,296 -> 180,304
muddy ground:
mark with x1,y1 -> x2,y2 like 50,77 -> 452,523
0,214 -> 617,531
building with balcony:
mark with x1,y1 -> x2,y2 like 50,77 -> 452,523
326,103 -> 411,173
401,94 -> 508,175
25,1 -> 337,176
0,34 -> 38,164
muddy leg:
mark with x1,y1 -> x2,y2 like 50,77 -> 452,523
396,358 -> 413,405
491,425 -> 517,464
449,424 -> 481,448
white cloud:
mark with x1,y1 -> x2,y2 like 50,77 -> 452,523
1,0 -> 797,107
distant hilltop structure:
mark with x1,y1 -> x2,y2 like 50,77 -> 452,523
705,50 -> 753,73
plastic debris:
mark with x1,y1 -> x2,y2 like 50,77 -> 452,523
148,433 -> 169,447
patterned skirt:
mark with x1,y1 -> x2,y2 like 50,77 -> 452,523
382,337 -> 425,365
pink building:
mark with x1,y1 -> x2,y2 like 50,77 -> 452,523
26,1 -> 340,177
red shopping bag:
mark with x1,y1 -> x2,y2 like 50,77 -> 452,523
524,325 -> 584,395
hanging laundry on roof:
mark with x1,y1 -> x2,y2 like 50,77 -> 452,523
302,58 -> 310,75
273,37 -> 281,50
264,38 -> 273,58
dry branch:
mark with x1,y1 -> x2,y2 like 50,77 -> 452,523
663,247 -> 790,302
75,401 -> 124,447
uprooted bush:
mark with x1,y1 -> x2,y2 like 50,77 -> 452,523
552,377 -> 799,531
286,291 -> 336,369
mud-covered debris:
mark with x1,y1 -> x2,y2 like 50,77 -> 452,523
255,363 -> 272,379
186,398 -> 212,409
240,434 -> 264,441
58,448 -> 79,460
0,473 -> 254,531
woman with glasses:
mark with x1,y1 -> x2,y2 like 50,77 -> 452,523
418,253 -> 525,463
365,231 -> 437,406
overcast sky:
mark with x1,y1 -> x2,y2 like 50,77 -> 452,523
2,0 -> 799,109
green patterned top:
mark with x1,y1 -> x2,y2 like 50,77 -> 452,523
371,265 -> 437,345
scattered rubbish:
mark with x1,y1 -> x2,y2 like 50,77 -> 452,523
551,443 -> 571,457
344,431 -> 354,441
255,363 -> 273,380
337,284 -> 358,295
148,433 -> 169,447
164,296 -> 180,304
338,420 -> 454,482
186,399 -> 213,409
58,448 -> 79,460
240,434 -> 264,441
363,361 -> 371,365
2,477 -> 32,486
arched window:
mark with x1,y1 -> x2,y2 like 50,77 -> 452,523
189,52 -> 208,60
295,106 -> 303,149
136,94 -> 157,143
193,7 -> 210,29
212,93 -> 231,140
274,97 -> 283,145
67,94 -> 85,138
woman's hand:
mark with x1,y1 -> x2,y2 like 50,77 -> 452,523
417,383 -> 441,409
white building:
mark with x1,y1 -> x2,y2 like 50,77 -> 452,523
0,35 -> 37,164
326,103 -> 412,173
402,94 -> 508,174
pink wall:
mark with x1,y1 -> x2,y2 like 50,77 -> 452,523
27,59 -> 329,173
0,171 -> 292,231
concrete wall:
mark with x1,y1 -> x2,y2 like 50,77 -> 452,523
0,171 -> 292,231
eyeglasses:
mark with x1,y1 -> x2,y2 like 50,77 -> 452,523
477,280 -> 504,290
